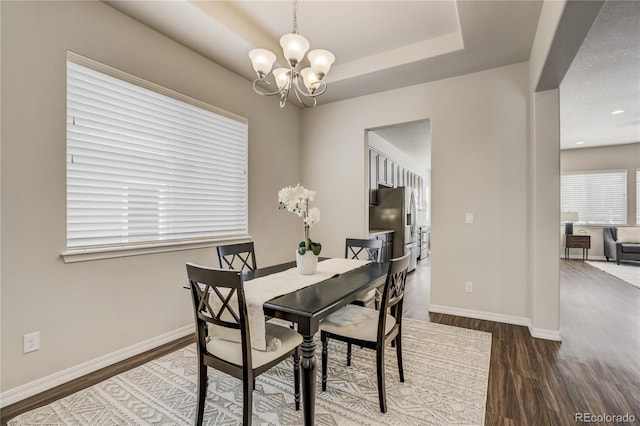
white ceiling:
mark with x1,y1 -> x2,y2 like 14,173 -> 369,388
560,0 -> 640,150
103,0 -> 638,157
370,120 -> 431,169
104,0 -> 542,105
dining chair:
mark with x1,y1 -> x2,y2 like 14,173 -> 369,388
319,253 -> 410,414
345,238 -> 383,309
187,263 -> 301,426
217,242 -> 257,272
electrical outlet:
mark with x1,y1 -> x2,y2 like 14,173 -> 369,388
24,332 -> 40,353
465,282 -> 473,293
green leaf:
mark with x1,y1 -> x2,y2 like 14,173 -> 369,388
310,241 -> 322,256
297,239 -> 321,256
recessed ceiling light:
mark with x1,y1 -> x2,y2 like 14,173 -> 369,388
611,110 -> 625,115
576,141 -> 585,145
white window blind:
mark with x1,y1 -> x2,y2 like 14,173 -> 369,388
561,170 -> 627,225
636,169 -> 640,224
66,55 -> 248,249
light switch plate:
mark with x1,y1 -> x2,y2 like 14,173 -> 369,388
466,212 -> 474,224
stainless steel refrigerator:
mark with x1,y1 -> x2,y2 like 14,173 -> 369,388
369,187 -> 418,271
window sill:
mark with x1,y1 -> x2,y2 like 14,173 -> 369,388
61,236 -> 252,263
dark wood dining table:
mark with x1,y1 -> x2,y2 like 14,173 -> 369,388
243,260 -> 389,426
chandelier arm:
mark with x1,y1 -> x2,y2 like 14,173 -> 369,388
309,80 -> 327,97
280,72 -> 295,107
292,84 -> 317,108
252,79 -> 285,97
280,91 -> 289,108
292,76 -> 327,99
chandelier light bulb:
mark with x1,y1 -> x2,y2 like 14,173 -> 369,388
280,33 -> 310,67
300,68 -> 320,93
308,49 -> 335,77
248,49 -> 276,77
273,68 -> 290,90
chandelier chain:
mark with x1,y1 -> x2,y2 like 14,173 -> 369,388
292,0 -> 298,34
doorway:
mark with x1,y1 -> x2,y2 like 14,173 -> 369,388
365,119 -> 431,317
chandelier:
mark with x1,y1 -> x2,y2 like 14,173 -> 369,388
248,0 -> 335,108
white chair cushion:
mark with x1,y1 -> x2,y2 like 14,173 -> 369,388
616,227 -> 640,243
354,288 -> 377,303
206,323 -> 302,368
320,305 -> 396,342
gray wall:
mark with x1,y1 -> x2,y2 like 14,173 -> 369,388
1,1 -> 301,393
300,62 -> 531,325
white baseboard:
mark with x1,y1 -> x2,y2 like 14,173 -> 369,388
529,326 -> 562,341
430,304 -> 531,327
587,255 -> 607,261
429,304 -> 562,342
0,325 -> 193,408
560,254 -> 607,261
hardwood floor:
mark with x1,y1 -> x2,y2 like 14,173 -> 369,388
421,258 -> 640,425
0,336 -> 194,425
2,258 -> 639,425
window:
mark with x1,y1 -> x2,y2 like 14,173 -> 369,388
561,170 -> 627,225
636,169 -> 640,224
66,53 -> 248,254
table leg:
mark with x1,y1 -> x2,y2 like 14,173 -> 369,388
301,335 -> 316,425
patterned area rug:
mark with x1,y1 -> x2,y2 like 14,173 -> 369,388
586,260 -> 640,289
8,319 -> 491,426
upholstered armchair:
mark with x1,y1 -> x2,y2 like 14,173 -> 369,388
603,227 -> 640,264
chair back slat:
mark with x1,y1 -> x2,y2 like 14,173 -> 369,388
187,263 -> 251,366
345,238 -> 383,262
378,254 -> 410,330
212,286 -> 242,325
217,242 -> 257,271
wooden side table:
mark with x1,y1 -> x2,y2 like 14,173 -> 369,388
565,234 -> 591,260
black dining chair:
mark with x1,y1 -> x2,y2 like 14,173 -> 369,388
187,263 -> 301,426
344,238 -> 384,364
217,242 -> 257,272
319,253 -> 410,413
346,238 -> 383,308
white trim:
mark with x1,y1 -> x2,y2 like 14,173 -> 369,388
529,327 -> 562,341
0,325 -> 193,408
561,254 -> 607,262
586,255 -> 607,261
62,236 -> 252,263
562,168 -> 629,176
429,304 -> 562,341
430,304 -> 531,327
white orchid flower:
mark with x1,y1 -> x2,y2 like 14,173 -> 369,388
278,185 -> 321,253
305,208 -> 320,227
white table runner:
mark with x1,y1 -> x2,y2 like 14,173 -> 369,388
209,258 -> 371,351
